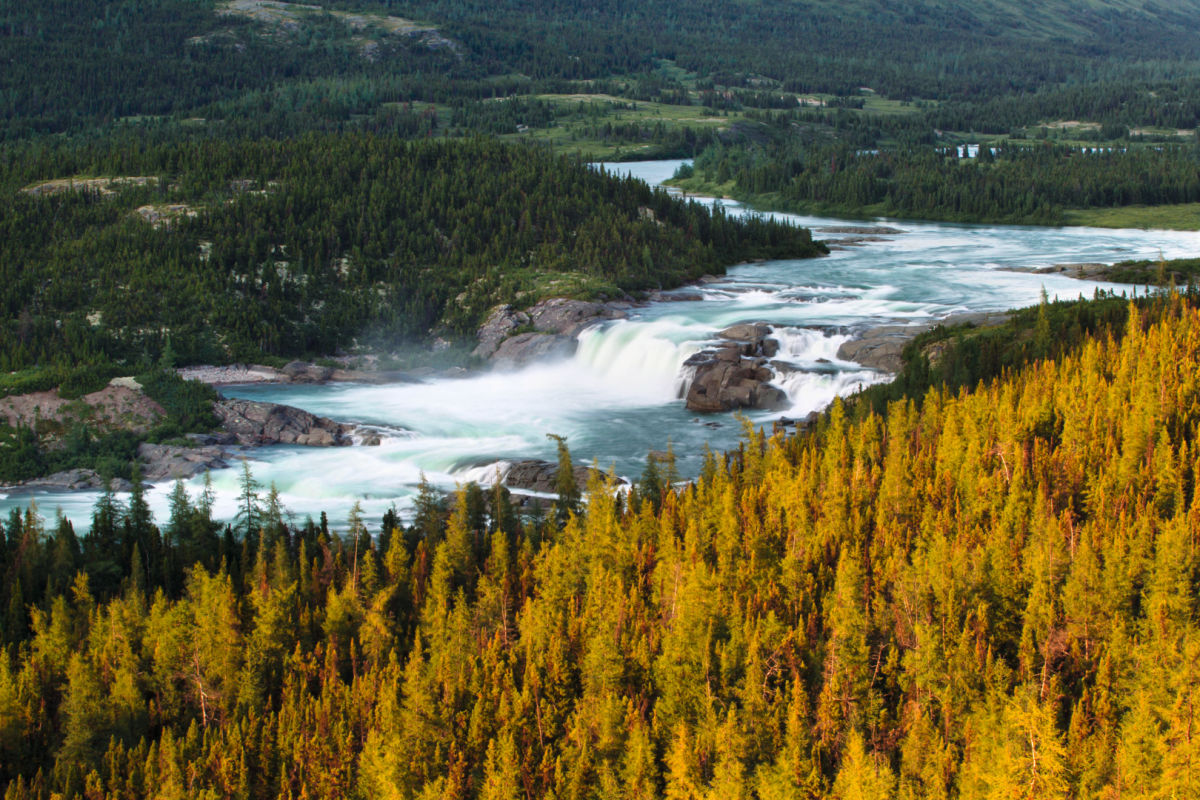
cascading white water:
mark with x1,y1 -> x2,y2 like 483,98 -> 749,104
572,318 -> 705,403
757,325 -> 890,416
454,461 -> 513,488
769,326 -> 854,365
772,368 -> 890,416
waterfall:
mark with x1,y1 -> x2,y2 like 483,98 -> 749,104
572,318 -> 705,403
769,326 -> 854,365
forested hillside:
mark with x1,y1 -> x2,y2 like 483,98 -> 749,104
4,0 -> 1200,226
0,134 -> 821,372
3,293 -> 1200,798
6,0 -> 1200,139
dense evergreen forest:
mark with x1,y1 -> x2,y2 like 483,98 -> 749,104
0,134 -> 821,373
4,291 -> 1200,798
677,140 -> 1200,224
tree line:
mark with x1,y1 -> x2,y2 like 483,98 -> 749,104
684,140 -> 1200,224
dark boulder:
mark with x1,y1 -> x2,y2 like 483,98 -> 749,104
491,333 -> 577,368
504,459 -> 625,494
684,353 -> 789,413
138,443 -> 229,482
214,399 -> 354,446
683,323 -> 789,413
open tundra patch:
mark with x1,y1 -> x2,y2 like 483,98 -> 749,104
215,0 -> 458,51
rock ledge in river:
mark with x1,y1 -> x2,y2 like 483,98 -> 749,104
138,443 -> 230,482
491,333 -> 577,368
475,299 -> 629,361
3,469 -> 133,493
504,459 -> 625,494
683,323 -> 788,413
526,298 -> 627,337
835,311 -> 1012,372
214,399 -> 354,446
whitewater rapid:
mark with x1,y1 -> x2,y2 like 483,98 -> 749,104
6,159 -> 1200,530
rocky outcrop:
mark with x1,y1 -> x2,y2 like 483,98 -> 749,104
137,443 -> 230,482
474,305 -> 530,359
834,325 -> 915,373
0,383 -> 166,435
4,469 -> 133,493
835,311 -> 1012,372
177,364 -> 287,385
1025,262 -> 1109,280
683,324 -> 788,413
647,290 -> 705,302
186,432 -> 239,446
684,353 -> 789,413
214,399 -> 354,446
717,323 -> 780,356
281,361 -> 334,383
526,298 -> 627,337
178,362 -> 423,386
503,459 -> 624,494
475,299 -> 629,361
491,333 -> 577,368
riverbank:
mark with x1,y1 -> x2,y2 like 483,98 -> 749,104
666,176 -> 1200,231
176,361 -> 433,387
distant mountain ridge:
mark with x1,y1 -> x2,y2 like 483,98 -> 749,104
5,0 -> 1200,137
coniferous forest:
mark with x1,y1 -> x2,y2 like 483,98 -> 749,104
3,293 -> 1200,798
6,0 -> 1200,797
0,134 -> 819,373
681,140 -> 1200,225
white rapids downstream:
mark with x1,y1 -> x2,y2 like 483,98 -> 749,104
6,159 -> 1200,529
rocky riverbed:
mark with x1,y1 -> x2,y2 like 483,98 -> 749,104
0,390 -> 378,492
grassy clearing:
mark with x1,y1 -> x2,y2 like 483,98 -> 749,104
493,93 -> 749,158
532,94 -> 736,125
652,59 -> 694,83
664,174 -> 740,198
1063,204 -> 1200,230
527,271 -> 622,303
499,130 -> 655,161
861,95 -> 930,116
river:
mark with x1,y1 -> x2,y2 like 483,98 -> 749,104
5,159 -> 1199,530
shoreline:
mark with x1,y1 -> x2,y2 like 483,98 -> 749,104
664,177 -> 1200,232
